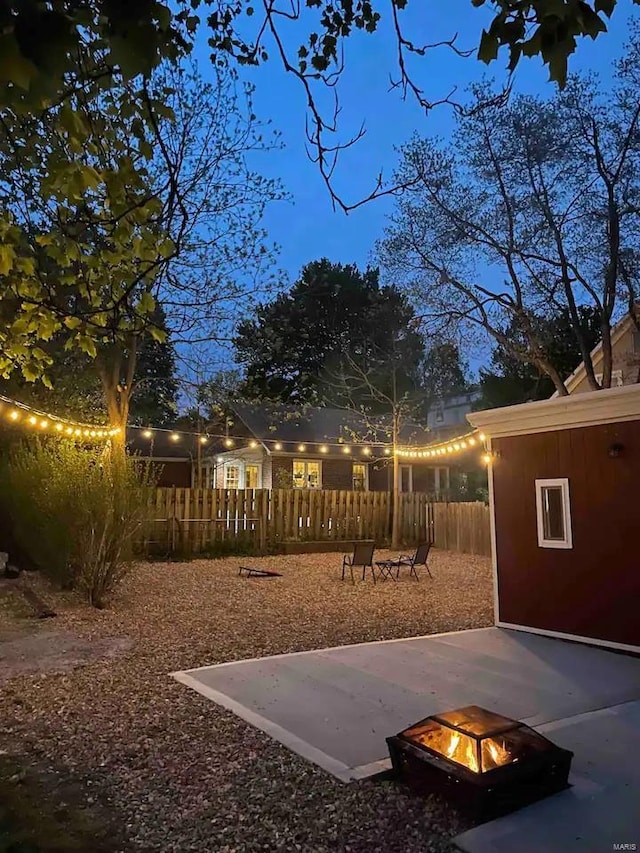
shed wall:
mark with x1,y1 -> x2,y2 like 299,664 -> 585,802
492,419 -> 640,648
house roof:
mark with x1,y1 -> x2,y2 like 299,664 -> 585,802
127,428 -> 197,459
553,309 -> 639,396
230,402 -> 431,447
468,382 -> 640,439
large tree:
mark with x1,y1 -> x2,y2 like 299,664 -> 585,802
479,307 -> 602,408
234,259 -> 425,406
422,342 -> 470,420
0,304 -> 179,426
379,44 -> 640,395
1,59 -> 279,442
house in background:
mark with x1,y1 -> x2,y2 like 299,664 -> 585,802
469,383 -> 640,653
127,429 -> 202,487
554,310 -> 640,395
206,403 -> 453,495
427,389 -> 482,431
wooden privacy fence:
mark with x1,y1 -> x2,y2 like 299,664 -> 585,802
432,501 -> 491,556
143,488 -> 490,557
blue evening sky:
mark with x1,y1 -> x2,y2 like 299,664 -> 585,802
193,2 -> 635,285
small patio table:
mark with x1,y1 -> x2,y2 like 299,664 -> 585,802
375,559 -> 400,581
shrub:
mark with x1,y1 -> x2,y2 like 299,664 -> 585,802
0,440 -> 155,607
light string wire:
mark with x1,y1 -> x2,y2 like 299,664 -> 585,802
0,394 -> 488,457
0,394 -> 120,440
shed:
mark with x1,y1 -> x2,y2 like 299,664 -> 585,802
468,383 -> 640,653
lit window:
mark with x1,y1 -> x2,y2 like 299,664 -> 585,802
535,478 -> 572,549
293,459 -> 321,488
245,464 -> 261,489
352,463 -> 367,491
224,464 -> 241,490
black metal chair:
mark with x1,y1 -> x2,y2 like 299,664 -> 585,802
342,541 -> 376,584
396,541 -> 432,580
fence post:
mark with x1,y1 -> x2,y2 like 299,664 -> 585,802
260,489 -> 268,554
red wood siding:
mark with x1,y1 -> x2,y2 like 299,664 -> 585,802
492,420 -> 640,647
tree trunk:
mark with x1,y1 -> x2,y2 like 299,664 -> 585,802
391,414 -> 401,549
97,337 -> 137,458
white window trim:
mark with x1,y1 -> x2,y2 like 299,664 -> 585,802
223,461 -> 242,490
244,462 -> 262,489
400,464 -> 413,493
292,458 -> 322,489
352,461 -> 369,491
535,478 -> 573,549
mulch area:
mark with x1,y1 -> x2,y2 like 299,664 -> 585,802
0,549 -> 493,853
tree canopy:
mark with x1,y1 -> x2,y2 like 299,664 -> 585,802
0,303 -> 179,427
0,50 -> 279,440
234,259 -> 425,407
422,343 -> 470,415
0,2 -> 634,216
379,36 -> 640,394
479,307 -> 602,408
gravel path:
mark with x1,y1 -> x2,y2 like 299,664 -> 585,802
0,549 -> 493,852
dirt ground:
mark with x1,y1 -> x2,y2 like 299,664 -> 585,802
0,550 -> 493,853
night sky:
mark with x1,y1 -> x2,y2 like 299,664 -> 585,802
194,2 -> 633,282
182,2 -> 636,390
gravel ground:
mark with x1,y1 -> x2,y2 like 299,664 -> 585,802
0,549 -> 493,853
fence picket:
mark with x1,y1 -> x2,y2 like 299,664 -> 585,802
144,488 -> 490,557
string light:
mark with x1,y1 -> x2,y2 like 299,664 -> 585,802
0,394 -> 115,442
396,429 -> 487,459
0,393 -> 489,456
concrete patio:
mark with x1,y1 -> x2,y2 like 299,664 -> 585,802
174,627 -> 640,850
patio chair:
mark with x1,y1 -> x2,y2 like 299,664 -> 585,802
341,541 -> 376,584
396,541 -> 433,580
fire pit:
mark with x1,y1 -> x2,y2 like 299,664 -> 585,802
387,705 -> 573,820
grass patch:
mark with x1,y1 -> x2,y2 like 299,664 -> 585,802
0,757 -> 119,853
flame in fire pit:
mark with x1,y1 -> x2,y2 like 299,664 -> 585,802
481,737 -> 513,771
445,732 -> 479,773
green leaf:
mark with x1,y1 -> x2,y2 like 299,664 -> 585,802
77,336 -> 97,358
547,46 -> 569,87
594,0 -> 615,15
0,35 -> 38,90
148,325 -> 166,343
137,291 -> 156,314
478,29 -> 499,63
64,317 -> 82,331
0,244 -> 16,275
